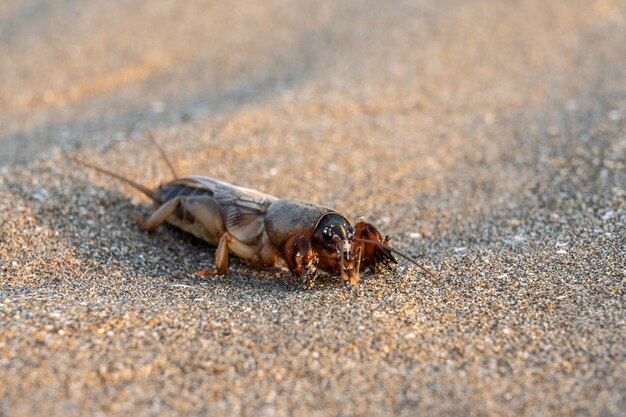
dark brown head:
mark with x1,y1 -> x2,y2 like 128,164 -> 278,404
311,214 -> 360,284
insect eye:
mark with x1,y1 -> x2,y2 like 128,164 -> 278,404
322,228 -> 333,241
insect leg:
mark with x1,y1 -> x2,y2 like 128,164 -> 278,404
184,196 -> 277,264
181,196 -> 226,245
196,232 -> 231,277
196,232 -> 263,276
183,197 -> 233,276
177,196 -> 275,276
214,232 -> 232,275
353,221 -> 397,270
137,197 -> 184,231
283,233 -> 318,278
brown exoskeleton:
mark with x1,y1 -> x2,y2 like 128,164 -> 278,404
70,136 -> 437,286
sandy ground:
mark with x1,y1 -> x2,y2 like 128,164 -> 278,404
1,0 -> 625,416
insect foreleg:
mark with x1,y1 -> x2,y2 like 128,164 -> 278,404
353,221 -> 397,270
283,234 -> 318,277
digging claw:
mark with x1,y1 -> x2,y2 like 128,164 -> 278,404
349,272 -> 360,286
300,260 -> 318,289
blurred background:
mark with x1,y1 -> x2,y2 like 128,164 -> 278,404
2,0 -> 624,217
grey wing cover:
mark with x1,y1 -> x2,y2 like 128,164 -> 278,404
185,176 -> 278,243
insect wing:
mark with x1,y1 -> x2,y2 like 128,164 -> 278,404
186,176 -> 278,243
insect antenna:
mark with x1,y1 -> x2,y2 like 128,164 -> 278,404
353,237 -> 439,279
66,154 -> 157,202
147,131 -> 179,179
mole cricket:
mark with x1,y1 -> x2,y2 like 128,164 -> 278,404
70,134 -> 437,287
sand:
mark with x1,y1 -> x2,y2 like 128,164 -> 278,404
0,1 -> 624,416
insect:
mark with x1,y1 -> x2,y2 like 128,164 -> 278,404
70,135 -> 437,286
